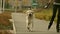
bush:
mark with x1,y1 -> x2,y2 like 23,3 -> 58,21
0,13 -> 13,30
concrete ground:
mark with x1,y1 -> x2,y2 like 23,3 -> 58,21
12,13 -> 60,34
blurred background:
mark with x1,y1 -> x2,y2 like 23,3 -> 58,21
0,0 -> 53,12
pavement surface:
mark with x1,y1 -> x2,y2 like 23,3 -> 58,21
12,13 -> 60,34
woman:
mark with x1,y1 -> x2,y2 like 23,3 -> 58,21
48,0 -> 60,32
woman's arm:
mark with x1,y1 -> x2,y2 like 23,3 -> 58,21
44,0 -> 52,8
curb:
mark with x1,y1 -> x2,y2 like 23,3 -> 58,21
9,19 -> 16,34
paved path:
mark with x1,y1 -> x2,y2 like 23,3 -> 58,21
12,13 -> 60,34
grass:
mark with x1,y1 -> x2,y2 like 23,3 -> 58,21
34,8 -> 57,22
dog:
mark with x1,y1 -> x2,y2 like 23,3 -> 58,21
26,9 -> 34,32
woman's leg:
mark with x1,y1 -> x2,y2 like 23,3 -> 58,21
48,5 -> 57,30
56,6 -> 60,32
